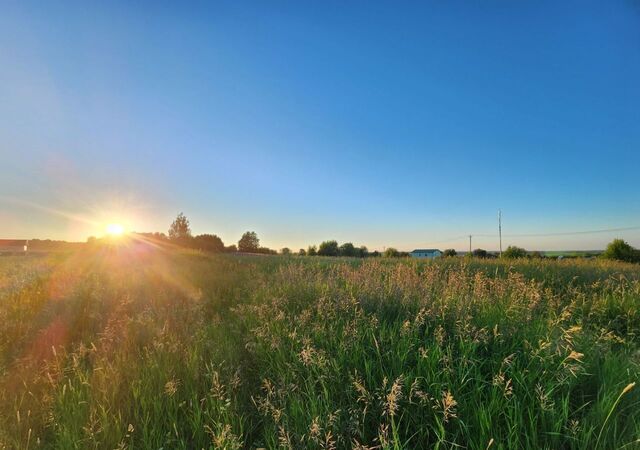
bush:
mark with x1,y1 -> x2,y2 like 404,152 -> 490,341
318,240 -> 339,256
502,246 -> 527,259
472,248 -> 488,258
443,249 -> 457,257
339,242 -> 356,257
602,239 -> 640,263
193,234 -> 225,253
384,247 -> 400,258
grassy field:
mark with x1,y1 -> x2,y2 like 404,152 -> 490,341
0,249 -> 639,449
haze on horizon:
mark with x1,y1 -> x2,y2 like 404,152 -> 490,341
1,1 -> 639,252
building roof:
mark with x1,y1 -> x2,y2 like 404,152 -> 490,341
0,239 -> 28,246
411,248 -> 441,253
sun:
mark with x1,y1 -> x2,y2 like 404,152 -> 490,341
105,223 -> 125,237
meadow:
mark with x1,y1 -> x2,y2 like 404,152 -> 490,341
0,249 -> 638,449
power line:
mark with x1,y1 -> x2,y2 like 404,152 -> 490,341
502,225 -> 640,238
415,225 -> 640,249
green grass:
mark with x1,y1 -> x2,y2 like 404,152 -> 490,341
0,249 -> 639,449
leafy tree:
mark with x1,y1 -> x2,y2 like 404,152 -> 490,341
307,245 -> 317,256
238,231 -> 260,253
357,246 -> 369,258
298,248 -> 307,256
472,248 -> 488,258
339,242 -> 356,257
602,239 -> 640,263
502,246 -> 527,259
168,213 -> 192,242
384,247 -> 400,258
194,234 -> 224,253
370,250 -> 381,257
138,232 -> 169,242
225,244 -> 237,253
318,240 -> 339,256
443,248 -> 457,257
280,247 -> 291,255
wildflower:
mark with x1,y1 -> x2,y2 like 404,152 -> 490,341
441,390 -> 457,423
384,376 -> 403,417
492,372 -> 513,398
164,379 -> 180,397
535,384 -> 554,411
309,416 -> 322,443
434,325 -> 446,346
278,425 -> 292,449
206,424 -> 242,450
566,350 -> 584,361
210,372 -> 226,400
566,419 -> 581,436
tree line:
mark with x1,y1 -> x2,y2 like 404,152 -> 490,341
141,214 -> 640,264
134,213 -> 278,255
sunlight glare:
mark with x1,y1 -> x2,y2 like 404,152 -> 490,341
106,223 -> 125,236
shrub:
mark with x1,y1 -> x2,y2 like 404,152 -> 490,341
502,246 -> 527,259
318,240 -> 339,256
602,239 -> 640,263
384,247 -> 400,258
339,242 -> 356,257
472,248 -> 488,258
194,234 -> 225,253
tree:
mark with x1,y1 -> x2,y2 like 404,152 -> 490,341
307,245 -> 317,256
472,248 -> 488,258
602,239 -> 640,263
339,242 -> 356,257
384,247 -> 400,258
357,246 -> 369,258
298,248 -> 307,256
194,234 -> 225,253
225,244 -> 237,253
318,240 -> 339,256
280,247 -> 291,255
502,246 -> 527,259
238,231 -> 260,253
168,213 -> 192,243
443,248 -> 457,257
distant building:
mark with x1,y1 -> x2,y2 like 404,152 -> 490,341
410,248 -> 442,259
0,239 -> 28,253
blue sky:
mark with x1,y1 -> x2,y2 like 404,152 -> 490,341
1,1 -> 639,251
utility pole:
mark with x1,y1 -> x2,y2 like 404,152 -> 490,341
469,235 -> 472,254
498,209 -> 502,257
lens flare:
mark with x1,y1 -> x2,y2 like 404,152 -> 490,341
106,223 -> 125,236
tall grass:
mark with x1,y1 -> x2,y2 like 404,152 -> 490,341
0,250 -> 638,449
